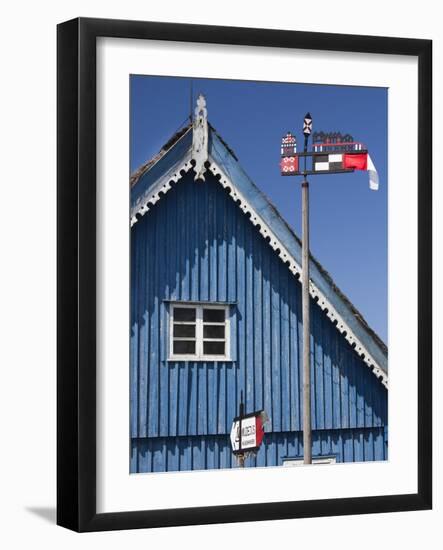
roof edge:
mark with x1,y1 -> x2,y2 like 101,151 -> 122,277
130,123 -> 192,188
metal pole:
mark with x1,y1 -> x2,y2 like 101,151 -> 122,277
302,136 -> 312,465
238,391 -> 245,468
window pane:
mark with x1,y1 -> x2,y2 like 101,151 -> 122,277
203,325 -> 225,339
173,324 -> 195,337
203,309 -> 225,323
203,341 -> 225,355
173,340 -> 196,355
173,307 -> 196,322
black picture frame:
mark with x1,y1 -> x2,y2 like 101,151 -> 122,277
57,17 -> 432,532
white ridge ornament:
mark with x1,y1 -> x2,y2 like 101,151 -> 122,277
192,94 -> 209,181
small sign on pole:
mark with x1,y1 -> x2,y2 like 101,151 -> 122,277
230,410 -> 268,455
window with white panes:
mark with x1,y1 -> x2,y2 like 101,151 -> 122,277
169,303 -> 230,360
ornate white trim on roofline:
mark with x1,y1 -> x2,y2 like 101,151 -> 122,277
130,153 -> 194,226
130,157 -> 388,389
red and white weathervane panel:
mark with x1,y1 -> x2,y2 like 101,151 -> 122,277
280,130 -> 379,190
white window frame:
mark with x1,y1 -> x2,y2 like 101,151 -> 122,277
168,303 -> 231,361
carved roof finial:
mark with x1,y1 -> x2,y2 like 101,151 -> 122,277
195,94 -> 207,120
192,94 -> 209,181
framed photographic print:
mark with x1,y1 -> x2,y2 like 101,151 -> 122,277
57,17 -> 432,532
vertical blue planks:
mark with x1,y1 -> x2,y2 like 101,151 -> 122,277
217,195 -> 227,302
323,315 -> 333,430
198,363 -> 208,435
271,255 -> 281,431
130,232 -> 139,438
280,268 -> 291,432
137,216 -> 148,438
245,220 -> 255,413
262,243 -> 273,430
217,362 -> 227,433
253,231 -> 264,413
236,200 -> 246,418
289,281 -> 300,431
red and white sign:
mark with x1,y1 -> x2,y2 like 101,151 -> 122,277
280,155 -> 298,174
230,411 -> 267,452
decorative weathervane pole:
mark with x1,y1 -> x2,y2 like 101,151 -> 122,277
280,115 -> 379,465
301,113 -> 312,465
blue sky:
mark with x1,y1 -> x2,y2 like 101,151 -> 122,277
130,76 -> 388,343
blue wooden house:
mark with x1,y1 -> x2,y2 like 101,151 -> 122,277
130,96 -> 388,473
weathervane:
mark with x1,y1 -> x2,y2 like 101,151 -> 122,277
280,115 -> 379,465
281,125 -> 379,189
